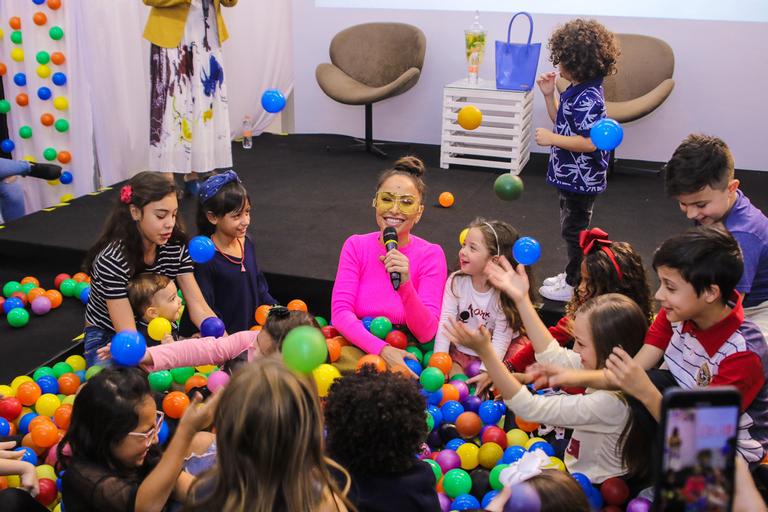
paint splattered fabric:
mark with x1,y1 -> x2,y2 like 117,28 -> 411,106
150,0 -> 232,174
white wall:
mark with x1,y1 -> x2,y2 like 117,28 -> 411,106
291,0 -> 768,170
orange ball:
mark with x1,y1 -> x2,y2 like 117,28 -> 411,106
254,304 -> 271,325
33,12 -> 47,25
286,299 -> 308,312
27,288 -> 46,302
48,0 -> 62,9
356,354 -> 387,373
162,391 -> 190,419
515,416 -> 540,433
57,151 -> 72,164
439,383 -> 459,405
391,365 -> 413,378
0,476 -> 7,490
184,375 -> 208,394
28,416 -> 53,433
326,337 -> 341,363
436,476 -> 444,493
249,325 -> 262,332
16,382 -> 42,407
57,373 -> 81,396
0,63 -> 6,76
31,421 -> 59,448
45,290 -> 63,308
455,411 -> 483,438
20,276 -> 40,287
9,16 -> 21,30
16,93 -> 28,107
40,113 -> 55,126
50,52 -> 65,65
53,404 -> 72,430
428,352 -> 453,376
6,422 -> 16,436
22,433 -> 45,455
438,192 -> 455,208
72,272 -> 88,283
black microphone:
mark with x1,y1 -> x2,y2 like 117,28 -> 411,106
25,163 -> 62,180
383,227 -> 400,290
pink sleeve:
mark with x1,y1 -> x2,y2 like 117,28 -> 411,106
144,331 -> 256,371
331,237 -> 388,355
399,244 -> 448,343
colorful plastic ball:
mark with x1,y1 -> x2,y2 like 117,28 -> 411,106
18,125 -> 32,139
51,51 -> 65,65
7,308 -> 29,328
189,235 -> 215,263
420,367 -> 445,392
600,477 -> 630,506
445,438 -> 465,451
443,468 -> 472,499
18,412 -> 39,435
33,11 -> 47,25
312,364 -> 341,397
502,445 -> 527,465
626,497 -> 652,512
36,51 -> 50,64
494,174 -> 524,201
454,411 -> 481,438
426,404 -> 443,427
3,297 -> 23,314
57,373 -> 80,395
482,426 -> 508,449
482,490 -> 500,509
56,171 -> 73,186
385,329 -> 407,349
84,366 -> 103,381
52,71 -> 67,86
16,382 -> 42,406
254,304 -> 271,325
145,317 -> 171,341
590,118 -> 624,151
10,30 -> 22,44
439,192 -> 455,208
506,428 -> 529,447
3,281 -> 21,297
35,394 -> 60,417
440,400 -> 464,424
30,420 -> 58,448
57,150 -> 71,163
52,96 -> 68,110
36,477 -> 57,506
156,419 -> 169,445
458,227 -> 469,246
287,299 -> 308,312
404,358 -> 422,376
586,486 -> 604,509
206,370 -> 230,392
478,400 -> 502,425
514,415 -> 539,432
35,375 -> 58,396
435,449 -> 461,473
43,147 -> 58,161
261,89 -> 286,113
405,346 -> 423,364
21,282 -> 36,295
74,280 -> 89,296
10,48 -> 24,62
49,26 -> 63,40
426,411 -> 435,432
426,389 -> 443,406
457,105 -> 482,130
478,442 -> 503,469
163,391 -> 190,419
282,326 -> 328,373
448,381 -> 468,403
429,352 -> 453,376
461,394 -> 481,413
362,316 -> 373,331
52,404 -> 70,428
51,362 -> 72,379
512,237 -> 541,266
11,376 -> 33,391
452,494 -> 480,510
10,291 -> 27,307
456,442 -> 479,470
356,354 -> 387,372
199,317 -> 225,338
505,482 -> 542,512
489,463 -> 509,491
326,337 -> 342,363
79,286 -> 90,304
170,366 -> 194,385
37,64 -> 51,78
0,100 -> 10,114
440,384 -> 460,406
0,63 -> 4,76
369,316 -> 392,339
54,118 -> 69,133
58,278 -> 75,297
0,417 -> 10,436
464,359 -> 482,378
14,446 -> 37,465
528,440 -> 554,456
424,458 -> 442,483
0,139 -> 14,153
35,464 -> 56,481
13,72 -> 26,86
147,370 -> 173,392
0,397 -> 22,421
184,374 -> 208,394
0,385 -> 14,398
110,331 -> 147,366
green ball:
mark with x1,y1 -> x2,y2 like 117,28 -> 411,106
177,289 -> 185,305
369,316 -> 393,339
33,367 -> 56,381
419,366 -> 445,392
7,308 -> 30,328
426,411 -> 434,432
59,278 -> 77,297
423,350 -> 434,367
43,147 -> 58,161
442,468 -> 472,498
49,26 -> 64,40
489,463 -> 509,490
85,365 -> 104,380
10,31 -> 22,45
424,458 -> 442,483
314,316 -> 328,327
494,174 -> 524,201
54,119 -> 69,133
451,374 -> 469,383
74,281 -> 90,298
21,283 -> 37,295
148,370 -> 173,392
0,100 -> 10,114
52,361 -> 73,378
3,281 -> 22,297
282,326 -> 328,373
170,366 -> 195,384
406,346 -> 423,364
36,51 -> 50,65
19,126 -> 32,139
421,339 -> 435,352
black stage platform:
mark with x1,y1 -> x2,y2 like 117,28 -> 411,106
1,133 -> 766,382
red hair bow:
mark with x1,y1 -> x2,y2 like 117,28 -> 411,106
579,228 -> 623,280
120,185 -> 132,204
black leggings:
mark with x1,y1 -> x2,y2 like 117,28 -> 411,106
0,488 -> 50,512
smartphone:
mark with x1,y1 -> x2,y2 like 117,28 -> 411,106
654,387 -> 740,512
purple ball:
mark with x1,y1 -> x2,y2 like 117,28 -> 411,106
465,359 -> 482,378
462,394 -> 482,413
450,380 -> 470,402
504,483 -> 541,512
435,449 -> 461,473
200,316 -> 225,338
438,492 -> 452,512
626,497 -> 652,512
31,296 -> 52,315
206,370 -> 230,392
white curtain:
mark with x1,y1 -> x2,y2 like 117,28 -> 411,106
0,0 -> 293,212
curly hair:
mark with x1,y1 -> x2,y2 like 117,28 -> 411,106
324,367 -> 427,475
548,19 -> 619,83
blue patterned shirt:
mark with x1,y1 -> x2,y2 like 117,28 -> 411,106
546,79 -> 609,195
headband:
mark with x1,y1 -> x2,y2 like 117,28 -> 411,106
199,170 -> 241,204
483,222 -> 500,256
499,449 -> 551,487
579,228 -> 623,280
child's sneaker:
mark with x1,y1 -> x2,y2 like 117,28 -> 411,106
542,272 -> 566,287
539,281 -> 574,302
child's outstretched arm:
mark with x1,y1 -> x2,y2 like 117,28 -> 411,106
139,331 -> 257,371
536,72 -> 558,123
0,441 -> 38,497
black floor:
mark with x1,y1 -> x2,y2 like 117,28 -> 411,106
1,133 -> 766,381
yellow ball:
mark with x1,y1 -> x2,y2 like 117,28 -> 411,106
62,395 -> 76,406
524,436 -> 546,451
0,384 -> 15,397
36,464 -> 57,481
60,193 -> 74,203
195,365 -> 217,374
546,456 -> 566,471
0,28 -> 4,39
11,48 -> 24,62
37,64 -> 51,78
457,105 -> 483,130
147,317 -> 172,341
506,428 -> 529,448
35,393 -> 61,417
53,96 -> 68,111
11,375 -> 33,392
312,363 -> 341,398
54,504 -> 62,512
459,228 -> 469,246
457,442 -> 480,470
6,474 -> 20,488
65,355 -> 86,372
23,155 -> 36,163
47,179 -> 60,186
478,442 -> 503,469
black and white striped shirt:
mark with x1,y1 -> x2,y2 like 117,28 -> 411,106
85,240 -> 193,331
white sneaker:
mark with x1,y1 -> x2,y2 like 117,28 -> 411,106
539,281 -> 574,302
542,272 -> 566,287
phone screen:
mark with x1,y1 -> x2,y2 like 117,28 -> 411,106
657,403 -> 739,512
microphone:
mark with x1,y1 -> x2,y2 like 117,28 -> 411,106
383,226 -> 400,290
0,158 -> 62,181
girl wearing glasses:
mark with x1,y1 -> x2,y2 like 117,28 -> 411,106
331,156 -> 448,373
58,367 -> 219,512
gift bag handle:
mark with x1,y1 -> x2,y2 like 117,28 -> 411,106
506,12 -> 534,45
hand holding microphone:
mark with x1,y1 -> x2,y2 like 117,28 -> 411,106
381,226 -> 410,289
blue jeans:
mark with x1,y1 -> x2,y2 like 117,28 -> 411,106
0,178 -> 25,222
0,159 -> 30,180
83,326 -> 115,368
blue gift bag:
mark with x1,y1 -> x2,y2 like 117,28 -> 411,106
495,12 -> 541,91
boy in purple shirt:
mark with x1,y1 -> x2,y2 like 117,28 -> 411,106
535,19 -> 620,302
665,134 -> 768,337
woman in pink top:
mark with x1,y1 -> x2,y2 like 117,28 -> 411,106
331,156 -> 448,371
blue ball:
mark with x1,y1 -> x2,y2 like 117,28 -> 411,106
52,72 -> 67,86
37,86 -> 52,100
56,477 -> 62,492
482,490 -> 500,508
426,389 -> 443,406
462,394 -> 482,413
13,73 -> 26,87
478,400 -> 502,425
426,405 -> 442,426
200,316 -> 225,338
445,438 -> 466,451
3,297 -> 24,314
110,330 -> 147,366
590,118 -> 624,151
157,419 -> 169,445
496,401 -> 507,415
441,400 -> 465,424
59,171 -> 73,184
1,139 -> 15,153
512,237 -> 541,266
0,417 -> 10,436
528,441 -> 555,456
261,89 -> 286,113
405,358 -> 422,376
79,285 -> 90,304
362,316 -> 373,331
33,0 -> 45,4
36,375 -> 59,395
75,370 -> 86,382
18,412 -> 39,435
571,472 -> 592,491
502,445 -> 526,464
452,494 -> 481,511
587,486 -> 604,509
15,447 -> 38,465
188,235 -> 215,263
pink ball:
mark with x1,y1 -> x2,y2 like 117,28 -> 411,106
45,442 -> 59,466
206,370 -> 230,392
626,497 -> 652,512
450,380 -> 469,402
31,296 -> 52,315
435,449 -> 461,473
438,492 -> 452,512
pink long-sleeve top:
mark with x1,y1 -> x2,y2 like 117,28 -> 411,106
143,331 -> 261,371
331,232 -> 448,355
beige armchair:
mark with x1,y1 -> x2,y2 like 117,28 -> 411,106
316,23 -> 426,157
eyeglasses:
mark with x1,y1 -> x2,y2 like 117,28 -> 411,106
372,191 -> 421,215
127,410 -> 164,446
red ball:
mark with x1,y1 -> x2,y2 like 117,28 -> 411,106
602,506 -> 623,512
481,425 -> 508,449
36,477 -> 57,506
455,411 -> 483,439
320,325 -> 339,339
10,292 -> 27,307
54,273 -> 71,289
600,477 -> 630,506
385,329 -> 408,350
0,398 -> 22,421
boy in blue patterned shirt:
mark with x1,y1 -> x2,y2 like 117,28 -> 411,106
535,19 -> 619,302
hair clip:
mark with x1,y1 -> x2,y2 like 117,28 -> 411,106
120,185 -> 132,204
268,305 -> 290,319
199,170 -> 241,204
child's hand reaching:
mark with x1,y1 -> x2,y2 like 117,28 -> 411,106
605,347 -> 654,399
96,343 -> 111,361
161,334 -> 174,345
535,128 -> 556,147
536,71 -> 557,96
178,391 -> 222,435
484,256 -> 530,303
444,318 -> 492,354
0,441 -> 24,461
468,372 -> 492,397
0,441 -> 39,497
525,362 -> 580,389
